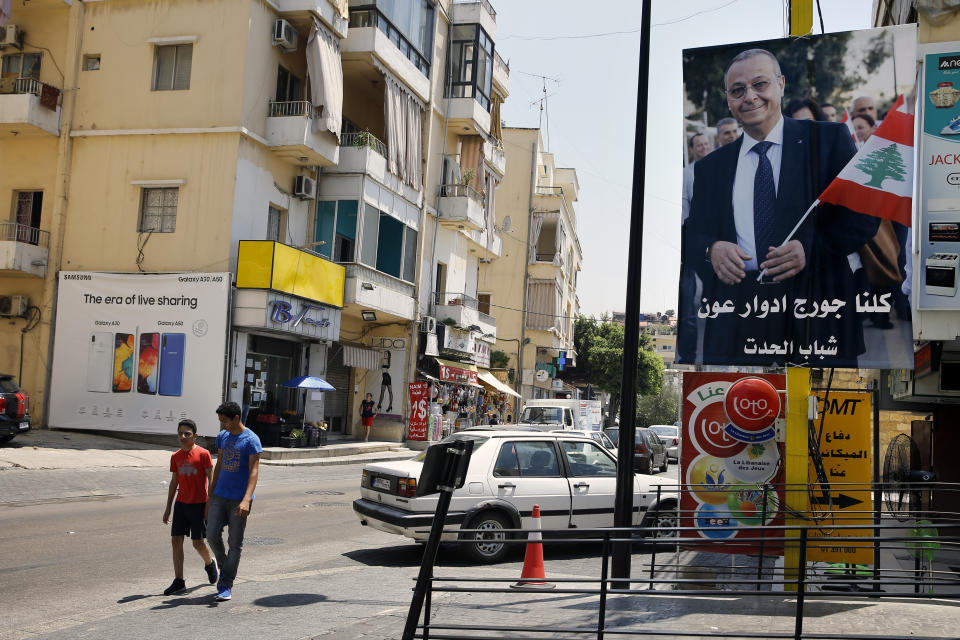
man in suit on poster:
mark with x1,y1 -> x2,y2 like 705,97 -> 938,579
679,48 -> 879,366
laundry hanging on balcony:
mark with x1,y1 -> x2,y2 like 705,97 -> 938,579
306,19 -> 343,137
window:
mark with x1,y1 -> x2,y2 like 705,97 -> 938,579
562,441 -> 616,477
374,210 -> 417,282
1,52 -> 41,79
13,191 -> 42,244
477,293 -> 491,315
138,187 -> 178,232
152,44 -> 192,91
446,24 -> 493,111
267,205 -> 286,242
314,200 -> 358,261
493,441 -> 560,478
275,65 -> 302,102
348,0 -> 434,76
82,55 -> 101,71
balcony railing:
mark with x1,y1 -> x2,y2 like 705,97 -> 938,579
432,291 -> 496,332
535,185 -> 563,196
340,131 -> 388,158
0,222 -> 49,248
440,183 -> 485,202
348,7 -> 430,76
453,0 -> 496,20
494,50 -> 509,75
344,262 -> 415,297
268,100 -> 321,118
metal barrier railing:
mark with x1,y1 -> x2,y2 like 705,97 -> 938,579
268,100 -> 319,118
340,131 -> 388,157
0,221 -> 49,247
407,481 -> 960,639
440,183 -> 485,202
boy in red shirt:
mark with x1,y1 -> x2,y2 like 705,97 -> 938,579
162,419 -> 218,595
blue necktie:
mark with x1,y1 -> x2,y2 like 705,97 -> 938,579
752,140 -> 776,265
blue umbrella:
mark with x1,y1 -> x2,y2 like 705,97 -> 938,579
282,375 -> 335,391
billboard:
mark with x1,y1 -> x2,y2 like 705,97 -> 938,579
677,25 -> 917,368
681,373 -> 785,553
918,46 -> 960,309
49,272 -> 230,437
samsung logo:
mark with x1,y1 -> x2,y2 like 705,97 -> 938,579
940,55 -> 960,69
63,274 -> 92,280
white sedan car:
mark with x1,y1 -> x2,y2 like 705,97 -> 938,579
353,429 -> 677,563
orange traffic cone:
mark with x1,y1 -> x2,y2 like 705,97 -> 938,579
511,504 -> 555,589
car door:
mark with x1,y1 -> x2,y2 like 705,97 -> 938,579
648,431 -> 666,468
560,440 -> 618,529
489,439 -> 571,530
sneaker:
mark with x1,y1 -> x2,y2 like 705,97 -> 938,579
163,578 -> 186,596
205,560 -> 219,585
942,114 -> 960,135
214,584 -> 231,601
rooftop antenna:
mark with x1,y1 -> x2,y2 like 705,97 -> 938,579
522,71 -> 560,151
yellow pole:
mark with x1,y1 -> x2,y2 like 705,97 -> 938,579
790,0 -> 813,36
784,367 -> 810,591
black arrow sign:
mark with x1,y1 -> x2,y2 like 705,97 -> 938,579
810,493 -> 863,510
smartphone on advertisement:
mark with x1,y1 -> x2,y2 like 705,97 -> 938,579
158,333 -> 185,397
138,332 -> 160,394
87,332 -> 113,393
113,333 -> 135,393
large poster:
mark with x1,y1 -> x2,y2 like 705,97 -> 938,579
681,373 -> 785,554
677,26 -> 917,368
49,272 -> 230,437
919,45 -> 960,309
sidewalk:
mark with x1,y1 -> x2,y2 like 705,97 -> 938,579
0,429 -> 414,471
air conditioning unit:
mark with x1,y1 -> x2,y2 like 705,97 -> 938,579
0,295 -> 28,318
0,25 -> 21,49
273,19 -> 298,53
421,316 -> 437,334
293,175 -> 316,200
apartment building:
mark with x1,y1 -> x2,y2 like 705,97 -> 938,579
0,0 -> 511,440
481,127 -> 582,400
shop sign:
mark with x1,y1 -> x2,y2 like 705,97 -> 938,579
441,325 -> 475,354
473,340 -> 491,368
915,342 -> 933,378
240,291 -> 341,340
551,379 -> 563,390
371,336 -> 407,350
408,382 -> 430,440
439,363 -> 478,386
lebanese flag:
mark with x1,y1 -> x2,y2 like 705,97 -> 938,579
818,94 -> 914,227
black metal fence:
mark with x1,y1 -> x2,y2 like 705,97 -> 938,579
408,481 -> 960,639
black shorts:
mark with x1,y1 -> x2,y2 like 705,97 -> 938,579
171,501 -> 206,540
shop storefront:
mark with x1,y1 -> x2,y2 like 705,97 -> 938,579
477,368 -> 521,423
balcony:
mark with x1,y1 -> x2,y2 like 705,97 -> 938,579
343,9 -> 431,103
276,0 -> 348,38
324,131 -> 423,205
0,222 -> 49,278
465,226 -> 502,259
493,50 -> 510,97
486,139 -> 506,177
265,100 -> 339,167
0,78 -> 61,138
446,94 -> 491,136
451,0 -> 497,39
343,262 -> 416,321
438,184 -> 486,231
432,292 -> 496,340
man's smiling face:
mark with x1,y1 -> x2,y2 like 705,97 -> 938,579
725,54 -> 785,138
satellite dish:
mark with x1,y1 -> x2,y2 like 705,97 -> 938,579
501,216 -> 512,232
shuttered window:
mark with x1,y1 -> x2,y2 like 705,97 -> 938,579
153,44 -> 192,91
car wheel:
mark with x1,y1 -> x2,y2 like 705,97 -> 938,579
659,457 -> 668,473
641,503 -> 679,538
460,511 -> 512,563
0,434 -> 14,445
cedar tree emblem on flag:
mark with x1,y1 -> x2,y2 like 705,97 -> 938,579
818,94 -> 914,227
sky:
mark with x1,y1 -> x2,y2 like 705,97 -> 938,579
494,0 -> 877,317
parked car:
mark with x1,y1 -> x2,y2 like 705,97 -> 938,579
550,429 -> 617,453
634,428 -> 668,474
648,424 -> 681,461
0,374 -> 30,444
353,430 -> 677,563
603,426 -> 620,448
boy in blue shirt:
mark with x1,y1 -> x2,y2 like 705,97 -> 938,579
206,401 -> 262,602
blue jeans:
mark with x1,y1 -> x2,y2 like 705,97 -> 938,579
206,495 -> 249,588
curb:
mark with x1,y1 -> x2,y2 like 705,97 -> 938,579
260,451 -> 415,467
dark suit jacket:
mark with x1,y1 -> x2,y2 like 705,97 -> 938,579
678,117 -> 880,366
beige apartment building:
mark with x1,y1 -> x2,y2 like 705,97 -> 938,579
0,0 -> 513,440
481,127 -> 581,400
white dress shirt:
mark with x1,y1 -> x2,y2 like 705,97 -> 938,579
732,116 -> 784,271
682,161 -> 696,224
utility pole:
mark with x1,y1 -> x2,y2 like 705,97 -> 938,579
612,0 -> 652,584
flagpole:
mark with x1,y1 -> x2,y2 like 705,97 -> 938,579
756,199 -> 819,282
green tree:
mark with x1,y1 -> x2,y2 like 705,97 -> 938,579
856,143 -> 907,188
571,315 -> 664,425
490,349 -> 511,369
637,385 -> 679,428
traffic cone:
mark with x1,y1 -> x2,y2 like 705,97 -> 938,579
511,504 -> 555,589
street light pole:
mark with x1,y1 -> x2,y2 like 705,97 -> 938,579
612,0 -> 652,586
